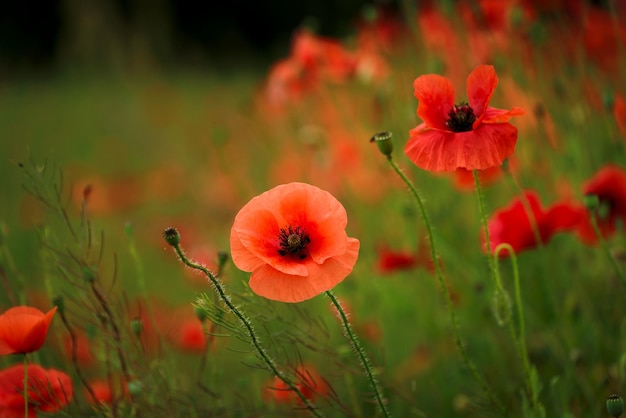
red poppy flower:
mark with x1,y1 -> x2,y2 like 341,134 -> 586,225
230,182 -> 360,303
0,364 -> 73,417
85,379 -> 127,405
376,247 -> 417,273
405,65 -> 524,172
0,306 -> 57,355
265,365 -> 328,404
576,165 -> 626,244
486,191 -> 583,257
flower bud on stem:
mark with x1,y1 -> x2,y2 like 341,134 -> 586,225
163,228 -> 323,417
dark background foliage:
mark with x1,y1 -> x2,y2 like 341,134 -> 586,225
0,0 -> 394,75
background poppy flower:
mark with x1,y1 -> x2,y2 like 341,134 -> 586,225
230,182 -> 360,303
576,165 -> 626,244
405,65 -> 524,172
265,365 -> 328,404
0,363 -> 73,417
0,306 -> 57,355
486,191 -> 583,257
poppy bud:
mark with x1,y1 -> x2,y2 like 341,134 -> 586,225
52,296 -> 65,315
370,131 -> 393,157
194,304 -> 208,322
128,380 -> 143,397
607,394 -> 624,417
83,266 -> 97,283
492,289 -> 511,326
130,318 -> 143,338
163,227 -> 180,247
217,251 -> 229,271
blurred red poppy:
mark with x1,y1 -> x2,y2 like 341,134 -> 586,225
0,306 -> 57,355
486,191 -> 583,256
230,182 -> 360,303
405,65 -> 524,172
265,365 -> 328,404
0,364 -> 73,417
577,165 -> 626,244
376,247 -> 417,273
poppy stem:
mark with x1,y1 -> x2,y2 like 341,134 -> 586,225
325,290 -> 391,418
493,243 -> 540,416
386,157 -> 506,416
23,354 -> 28,418
168,240 -> 324,418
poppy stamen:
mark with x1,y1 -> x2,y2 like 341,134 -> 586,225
446,102 -> 476,132
278,226 -> 310,259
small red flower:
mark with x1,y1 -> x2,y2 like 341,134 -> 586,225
577,165 -> 626,244
0,364 -> 73,417
405,65 -> 524,172
486,191 -> 583,257
230,182 -> 360,303
265,365 -> 328,404
376,246 -> 417,273
85,379 -> 128,406
0,306 -> 57,355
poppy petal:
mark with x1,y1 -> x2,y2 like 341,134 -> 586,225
480,106 -> 525,125
413,74 -> 455,131
234,208 -> 309,277
276,184 -> 348,263
466,65 -> 498,120
22,307 -> 57,353
249,238 -> 360,303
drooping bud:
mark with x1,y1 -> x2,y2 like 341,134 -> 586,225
370,131 -> 393,157
217,251 -> 229,271
83,266 -> 97,283
163,227 -> 180,247
130,318 -> 144,338
492,288 -> 512,326
607,394 -> 624,417
52,295 -> 65,315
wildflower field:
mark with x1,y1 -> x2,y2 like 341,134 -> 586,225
1,1 -> 626,417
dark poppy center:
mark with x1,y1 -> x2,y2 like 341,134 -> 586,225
278,226 -> 310,260
446,102 -> 476,132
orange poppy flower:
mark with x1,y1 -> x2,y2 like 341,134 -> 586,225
230,182 -> 360,303
405,65 -> 524,172
0,363 -> 73,417
0,306 -> 57,355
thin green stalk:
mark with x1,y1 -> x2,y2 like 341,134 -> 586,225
493,244 -> 539,415
472,171 -> 499,283
23,354 -> 28,418
387,157 -> 506,416
589,213 -> 626,287
325,290 -> 390,418
169,240 -> 323,418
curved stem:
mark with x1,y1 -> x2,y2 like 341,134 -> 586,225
325,290 -> 390,418
171,243 -> 323,418
494,244 -> 538,416
388,158 -> 506,415
473,171 -> 499,283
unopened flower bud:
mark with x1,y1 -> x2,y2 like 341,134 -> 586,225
130,318 -> 143,338
370,131 -> 393,157
607,394 -> 624,417
83,266 -> 97,283
492,288 -> 511,326
217,251 -> 229,270
163,227 -> 180,247
52,296 -> 65,315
